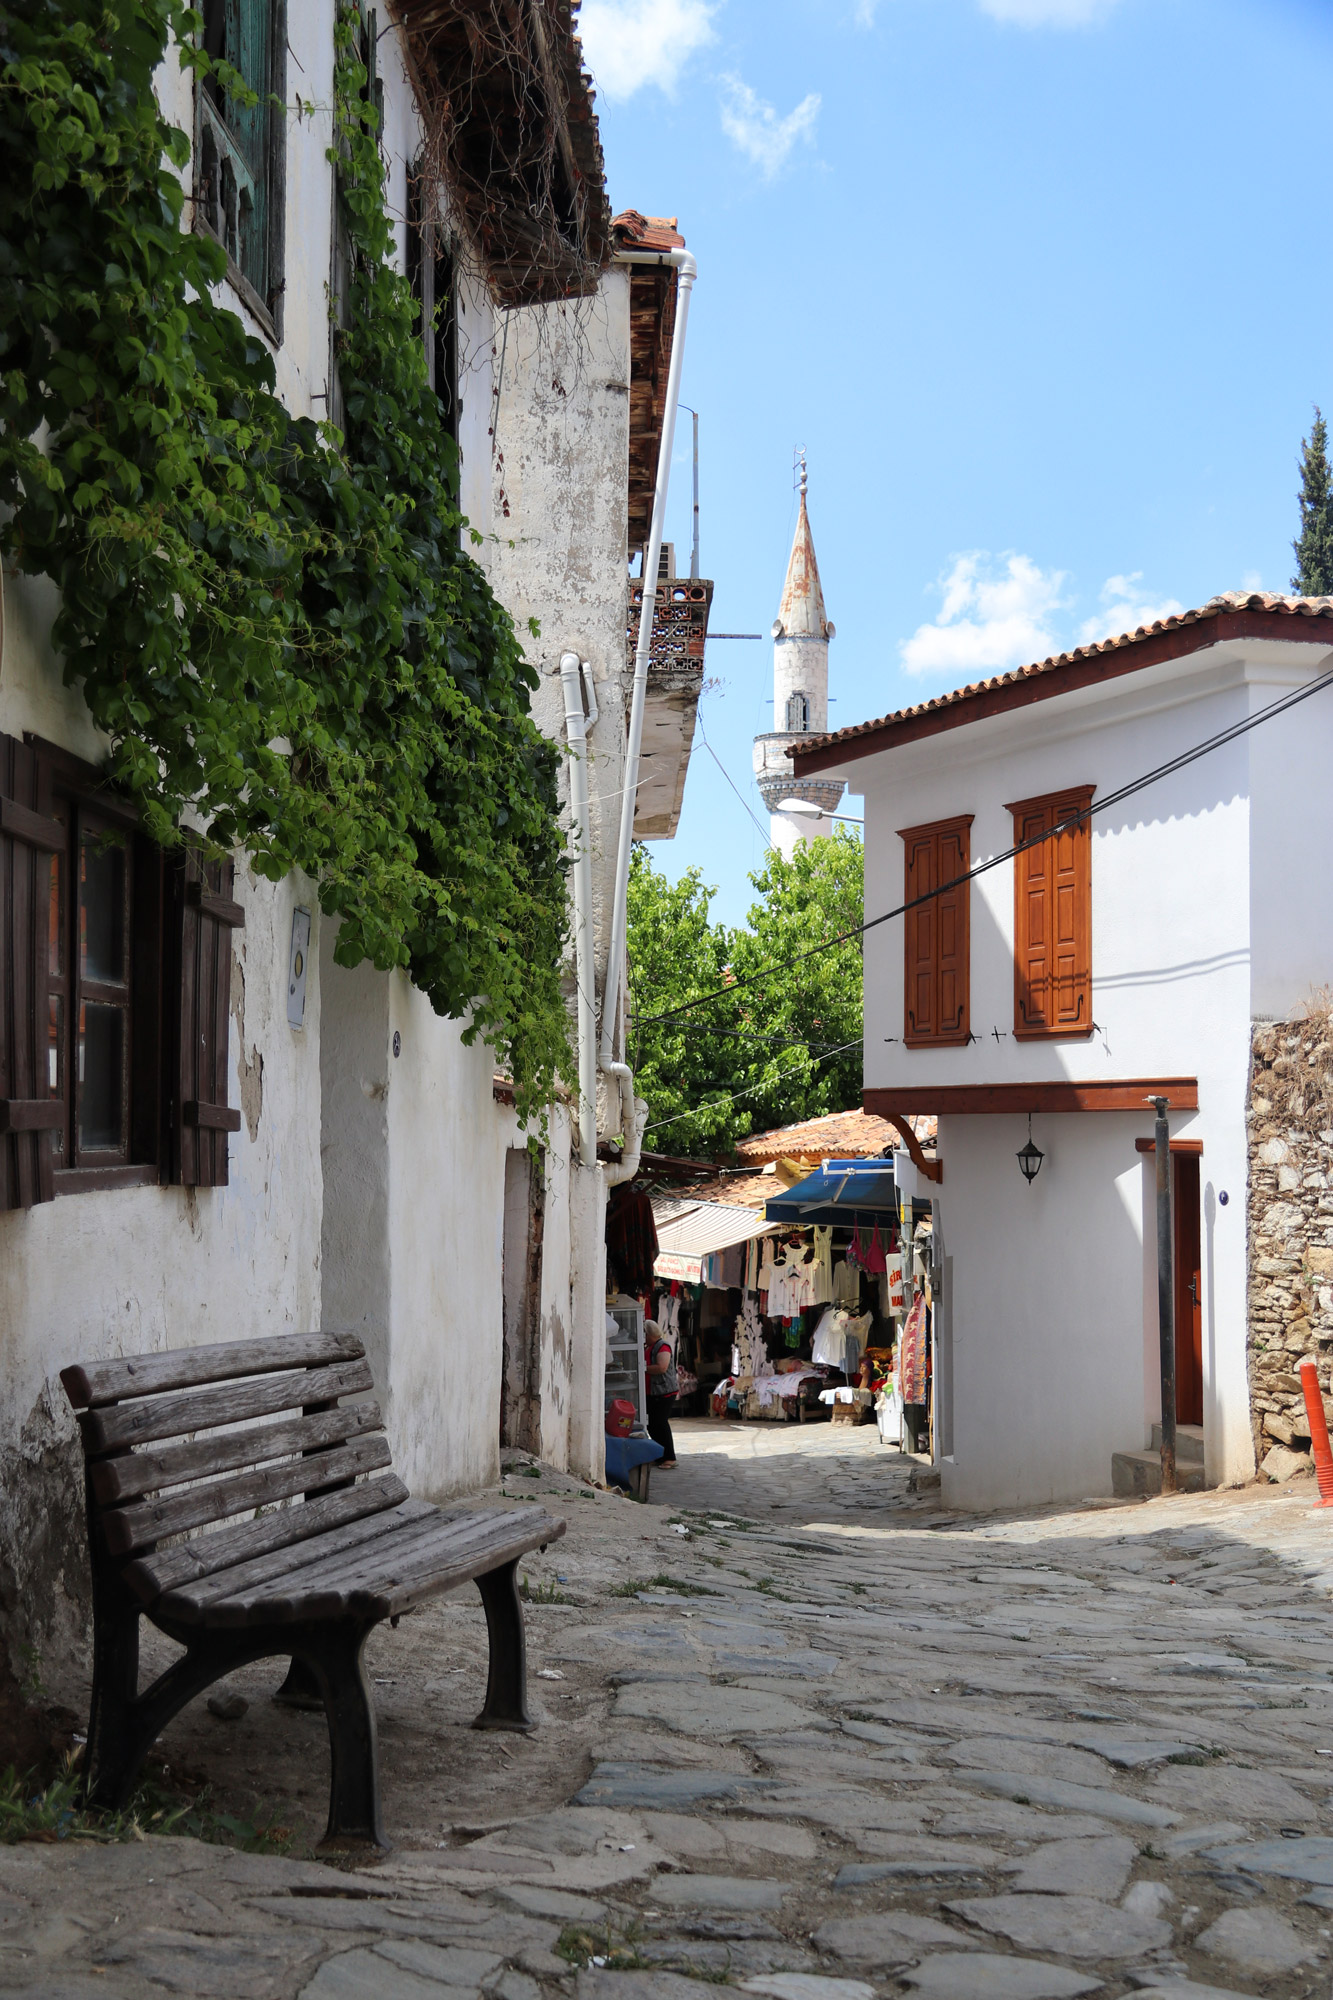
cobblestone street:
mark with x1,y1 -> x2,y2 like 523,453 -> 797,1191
9,1429 -> 1333,2000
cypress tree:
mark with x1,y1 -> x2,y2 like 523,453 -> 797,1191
1292,407 -> 1333,596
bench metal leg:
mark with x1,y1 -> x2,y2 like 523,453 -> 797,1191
472,1558 -> 533,1733
273,1656 -> 324,1710
300,1623 -> 385,1851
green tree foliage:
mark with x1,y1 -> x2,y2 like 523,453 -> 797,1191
627,830 -> 864,1157
1292,407 -> 1333,597
0,0 -> 570,1120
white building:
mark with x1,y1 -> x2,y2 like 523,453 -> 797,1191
792,594 -> 1333,1510
0,9 -> 702,1718
753,463 -> 844,857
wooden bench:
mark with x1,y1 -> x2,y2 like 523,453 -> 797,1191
60,1332 -> 565,1850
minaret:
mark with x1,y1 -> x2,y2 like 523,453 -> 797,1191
753,455 -> 845,859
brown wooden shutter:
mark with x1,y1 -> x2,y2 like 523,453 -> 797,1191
0,736 -> 63,1208
902,829 -> 937,1044
935,821 -> 971,1041
168,847 -> 244,1187
900,816 -> 972,1049
1010,786 -> 1093,1039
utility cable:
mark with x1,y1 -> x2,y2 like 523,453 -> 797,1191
693,707 -> 774,849
631,662 -> 1333,1031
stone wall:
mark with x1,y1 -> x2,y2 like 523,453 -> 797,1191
1246,1009 -> 1333,1476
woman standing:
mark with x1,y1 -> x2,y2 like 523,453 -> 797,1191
644,1318 -> 678,1468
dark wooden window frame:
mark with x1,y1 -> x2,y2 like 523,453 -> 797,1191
899,814 -> 973,1050
1007,784 -> 1095,1042
406,157 -> 459,445
1,734 -> 243,1208
194,0 -> 288,343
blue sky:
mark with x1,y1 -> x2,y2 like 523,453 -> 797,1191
578,0 -> 1333,926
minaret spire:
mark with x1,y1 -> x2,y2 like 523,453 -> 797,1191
752,456 -> 845,856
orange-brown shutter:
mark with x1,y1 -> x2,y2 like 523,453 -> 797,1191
901,816 -> 972,1048
1011,787 -> 1093,1039
935,821 -> 970,1040
168,847 -> 243,1187
0,735 -> 62,1208
902,829 -> 937,1044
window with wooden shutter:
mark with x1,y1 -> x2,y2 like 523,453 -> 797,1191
406,158 -> 459,446
197,0 -> 287,335
1009,785 -> 1095,1040
168,850 -> 244,1188
0,735 -> 246,1203
0,738 -> 62,1208
900,815 -> 972,1049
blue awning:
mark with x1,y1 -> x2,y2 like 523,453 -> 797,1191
763,1157 -> 898,1224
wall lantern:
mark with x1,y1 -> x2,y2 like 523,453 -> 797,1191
1016,1114 -> 1045,1187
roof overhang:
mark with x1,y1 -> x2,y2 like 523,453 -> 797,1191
397,0 -> 611,307
629,575 -> 713,838
792,597 -> 1333,778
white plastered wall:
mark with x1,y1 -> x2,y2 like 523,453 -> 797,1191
840,639 -> 1331,1508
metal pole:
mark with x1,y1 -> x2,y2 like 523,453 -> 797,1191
691,408 -> 699,581
1152,1094 -> 1177,1494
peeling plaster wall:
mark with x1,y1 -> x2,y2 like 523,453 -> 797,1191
0,571 -> 322,1696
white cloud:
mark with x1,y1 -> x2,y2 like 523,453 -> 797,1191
719,74 -> 821,178
854,0 -> 879,21
900,553 -> 1068,679
980,0 -> 1120,23
1078,573 -> 1185,646
578,0 -> 716,102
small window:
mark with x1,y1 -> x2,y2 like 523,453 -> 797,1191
197,0 -> 287,335
1,735 -> 244,1207
900,816 -> 972,1049
785,691 -> 810,733
406,160 -> 459,445
1009,786 -> 1095,1039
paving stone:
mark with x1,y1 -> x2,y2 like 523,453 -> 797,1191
641,1941 -> 815,1975
903,1954 -> 1103,1999
484,1972 -> 542,2000
1122,1881 -> 1173,1919
953,1770 -> 1179,1828
1158,1823 -> 1247,1857
647,1917 -> 783,1941
102,1930 -> 314,1996
574,1765 -> 777,1809
933,1804 -> 1113,1841
1193,1905 -> 1314,1974
1072,1737 -> 1203,1769
650,1875 -> 787,1912
944,1893 -> 1173,1959
1127,1984 -> 1265,2000
615,1684 -> 826,1738
377,1941 -> 508,1984
944,1739 -> 1113,1787
638,1812 -> 727,1858
474,1808 -> 645,1858
1146,1765 -> 1317,1821
1007,1836 -> 1137,1899
833,1861 -> 990,1888
740,1975 -> 876,2000
577,1972 -> 719,2000
811,1913 -> 981,1964
300,1948 -> 468,1999
1205,1835 -> 1333,1885
495,1885 -> 607,1920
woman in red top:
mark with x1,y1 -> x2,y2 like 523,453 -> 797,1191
645,1319 -> 678,1468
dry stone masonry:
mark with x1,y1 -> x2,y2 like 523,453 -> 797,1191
1246,1003 -> 1333,1477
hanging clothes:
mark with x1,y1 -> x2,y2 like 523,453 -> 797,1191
862,1222 -> 888,1275
607,1187 -> 658,1295
811,1225 -> 834,1306
899,1293 -> 929,1406
833,1256 -> 861,1307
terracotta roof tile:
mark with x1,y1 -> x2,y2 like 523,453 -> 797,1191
612,210 -> 685,253
792,592 -> 1333,772
734,1107 -> 935,1164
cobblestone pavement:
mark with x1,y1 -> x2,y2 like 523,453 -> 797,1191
9,1419 -> 1333,2000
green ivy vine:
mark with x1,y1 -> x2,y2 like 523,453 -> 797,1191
0,0 -> 571,1122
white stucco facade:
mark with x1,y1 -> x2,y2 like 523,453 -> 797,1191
0,11 -> 674,1685
807,621 -> 1333,1511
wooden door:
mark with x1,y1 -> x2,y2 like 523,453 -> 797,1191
1173,1154 -> 1203,1426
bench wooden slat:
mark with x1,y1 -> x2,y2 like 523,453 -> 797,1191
156,1504 -> 506,1624
123,1473 -> 413,1605
89,1402 -> 385,1505
102,1436 -> 394,1556
151,1496 -> 443,1622
178,1508 -> 566,1628
79,1358 -> 374,1455
62,1331 -> 365,1411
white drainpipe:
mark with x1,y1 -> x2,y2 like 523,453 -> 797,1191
558,652 -> 599,1169
599,244 -> 698,1069
601,1058 -> 648,1189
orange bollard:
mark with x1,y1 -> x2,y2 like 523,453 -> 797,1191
1299,1357 -> 1333,1508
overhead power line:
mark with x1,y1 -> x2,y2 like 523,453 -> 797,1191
631,663 -> 1333,1032
641,1038 -> 862,1138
